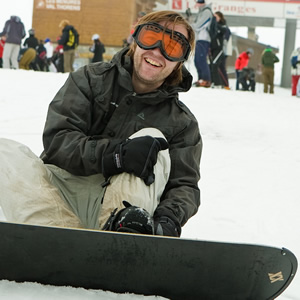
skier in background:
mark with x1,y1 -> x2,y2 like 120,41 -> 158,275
209,11 -> 227,88
217,11 -> 232,90
192,0 -> 213,87
0,10 -> 202,237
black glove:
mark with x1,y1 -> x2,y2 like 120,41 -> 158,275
154,216 -> 181,237
102,136 -> 169,185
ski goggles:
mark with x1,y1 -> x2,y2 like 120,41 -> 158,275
132,22 -> 191,62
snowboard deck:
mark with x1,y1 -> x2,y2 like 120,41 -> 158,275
0,221 -> 297,299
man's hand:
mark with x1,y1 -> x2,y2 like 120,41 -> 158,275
154,216 -> 181,237
102,136 -> 168,185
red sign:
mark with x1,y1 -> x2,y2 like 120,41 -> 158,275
172,0 -> 182,10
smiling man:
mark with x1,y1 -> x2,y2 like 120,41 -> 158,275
0,11 -> 202,237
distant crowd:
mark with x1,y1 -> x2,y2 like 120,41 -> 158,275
191,0 -> 281,94
1,6 -> 299,96
0,15 -> 105,73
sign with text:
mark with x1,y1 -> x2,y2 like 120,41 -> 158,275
171,0 -> 300,19
36,0 -> 81,11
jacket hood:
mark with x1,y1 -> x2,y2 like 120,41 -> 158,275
111,47 -> 193,96
199,2 -> 212,11
10,16 -> 21,22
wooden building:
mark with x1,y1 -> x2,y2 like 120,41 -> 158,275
32,0 -> 167,47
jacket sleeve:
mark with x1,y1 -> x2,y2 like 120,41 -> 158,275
0,21 -> 9,36
235,56 -> 241,70
58,30 -> 68,46
154,113 -> 202,228
42,66 -> 112,176
22,24 -> 26,39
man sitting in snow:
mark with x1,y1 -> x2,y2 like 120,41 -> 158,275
0,11 -> 202,237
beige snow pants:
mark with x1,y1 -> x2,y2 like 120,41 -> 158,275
0,128 -> 170,229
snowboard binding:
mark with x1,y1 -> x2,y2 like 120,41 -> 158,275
102,201 -> 154,235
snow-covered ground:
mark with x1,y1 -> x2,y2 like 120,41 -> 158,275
0,66 -> 299,299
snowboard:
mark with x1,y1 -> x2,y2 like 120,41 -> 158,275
0,221 -> 297,300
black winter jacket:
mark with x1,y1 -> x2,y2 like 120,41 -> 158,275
210,21 -> 227,51
90,39 -> 105,62
59,25 -> 79,51
23,35 -> 39,49
41,47 -> 202,228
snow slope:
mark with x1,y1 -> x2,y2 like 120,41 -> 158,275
0,68 -> 299,299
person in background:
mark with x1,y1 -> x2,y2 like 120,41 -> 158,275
36,39 -> 47,71
0,10 -> 201,238
209,11 -> 227,88
23,28 -> 39,50
44,38 -> 56,72
52,36 -> 64,73
89,34 -> 105,63
0,15 -> 26,69
235,48 -> 253,90
290,47 -> 300,96
261,46 -> 279,94
239,67 -> 256,92
0,35 -> 6,68
23,28 -> 39,70
192,0 -> 213,87
58,19 -> 79,72
19,47 -> 36,70
218,12 -> 232,90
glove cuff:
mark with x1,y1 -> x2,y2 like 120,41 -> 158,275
102,139 -> 124,178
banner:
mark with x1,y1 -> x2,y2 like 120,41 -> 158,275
170,0 -> 300,19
